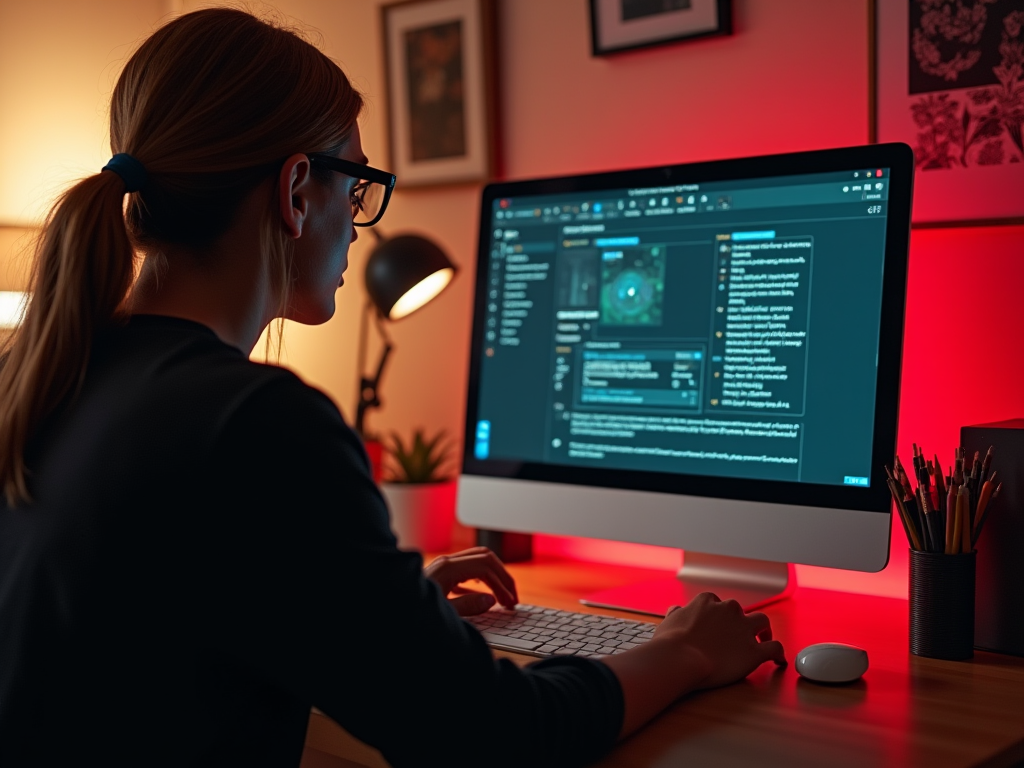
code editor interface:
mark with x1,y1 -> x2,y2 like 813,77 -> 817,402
474,168 -> 891,487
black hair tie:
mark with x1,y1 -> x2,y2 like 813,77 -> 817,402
102,153 -> 148,193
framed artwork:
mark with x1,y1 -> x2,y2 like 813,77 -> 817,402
382,0 -> 498,187
871,0 -> 1024,227
589,0 -> 732,57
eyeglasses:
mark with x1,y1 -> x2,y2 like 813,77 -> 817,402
307,154 -> 396,227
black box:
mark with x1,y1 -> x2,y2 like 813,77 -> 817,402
962,419 -> 1024,657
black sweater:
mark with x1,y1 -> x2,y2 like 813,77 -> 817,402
0,315 -> 623,767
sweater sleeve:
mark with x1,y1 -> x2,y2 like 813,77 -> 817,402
198,374 -> 624,768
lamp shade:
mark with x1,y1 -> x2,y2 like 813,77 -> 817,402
364,234 -> 457,320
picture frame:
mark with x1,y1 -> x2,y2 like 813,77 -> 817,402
589,0 -> 732,57
381,0 -> 499,188
870,0 -> 1024,228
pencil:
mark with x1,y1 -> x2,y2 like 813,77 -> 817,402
980,445 -> 993,482
888,477 -> 922,551
921,489 -> 945,554
901,466 -> 917,501
960,483 -> 972,553
917,458 -> 928,489
969,450 -> 981,515
933,455 -> 947,513
895,456 -> 913,497
905,490 -> 926,552
918,461 -> 937,516
973,481 -> 1002,548
945,481 -> 957,554
929,509 -> 944,554
951,486 -> 964,554
916,487 -> 929,550
926,457 -> 945,539
972,479 -> 995,548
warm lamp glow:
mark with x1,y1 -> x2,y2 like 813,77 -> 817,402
388,267 -> 455,320
0,5 -> 150,226
0,291 -> 28,329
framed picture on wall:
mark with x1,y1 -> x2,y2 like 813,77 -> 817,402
871,0 -> 1024,227
382,0 -> 498,187
589,0 -> 732,56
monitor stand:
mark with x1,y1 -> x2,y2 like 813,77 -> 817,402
579,551 -> 795,618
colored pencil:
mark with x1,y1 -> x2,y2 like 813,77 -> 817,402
960,484 -> 972,553
951,487 -> 964,554
980,445 -> 994,482
933,455 -> 947,513
889,446 -> 1001,554
945,482 -> 957,554
887,476 -> 922,552
972,479 -> 995,548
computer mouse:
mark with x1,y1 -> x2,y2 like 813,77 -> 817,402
795,643 -> 868,684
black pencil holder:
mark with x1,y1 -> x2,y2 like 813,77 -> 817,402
909,550 -> 975,660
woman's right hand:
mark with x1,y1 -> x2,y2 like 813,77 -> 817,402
652,592 -> 786,690
602,591 -> 786,739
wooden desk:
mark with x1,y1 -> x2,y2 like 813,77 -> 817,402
304,557 -> 1024,768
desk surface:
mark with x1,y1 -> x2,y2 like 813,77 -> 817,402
305,556 -> 1024,768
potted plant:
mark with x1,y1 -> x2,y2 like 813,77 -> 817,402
380,428 -> 457,552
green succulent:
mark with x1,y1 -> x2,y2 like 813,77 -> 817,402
385,428 -> 454,484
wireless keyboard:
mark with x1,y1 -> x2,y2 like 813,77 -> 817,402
465,604 -> 656,658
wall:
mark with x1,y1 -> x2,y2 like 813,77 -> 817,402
0,0 -> 167,226
497,0 -> 1023,596
0,0 -> 169,296
1,0 -> 1021,598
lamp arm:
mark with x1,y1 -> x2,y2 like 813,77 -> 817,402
355,344 -> 393,437
354,298 -> 371,431
354,302 -> 395,438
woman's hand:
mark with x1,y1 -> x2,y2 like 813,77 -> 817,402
603,591 -> 786,739
652,592 -> 786,690
424,547 -> 519,616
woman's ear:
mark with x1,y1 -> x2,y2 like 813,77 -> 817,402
278,153 -> 313,239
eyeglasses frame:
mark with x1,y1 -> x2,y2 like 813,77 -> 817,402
307,153 -> 397,228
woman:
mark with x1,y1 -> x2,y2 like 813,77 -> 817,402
0,9 -> 784,767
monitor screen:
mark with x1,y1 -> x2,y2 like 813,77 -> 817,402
460,144 -> 912,574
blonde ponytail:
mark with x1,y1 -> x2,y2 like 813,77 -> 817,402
0,170 -> 136,505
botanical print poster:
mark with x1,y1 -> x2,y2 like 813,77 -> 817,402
876,1 -> 1024,224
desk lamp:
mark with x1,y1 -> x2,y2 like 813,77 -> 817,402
354,231 -> 457,439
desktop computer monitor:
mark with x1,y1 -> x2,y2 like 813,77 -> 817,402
457,143 -> 914,616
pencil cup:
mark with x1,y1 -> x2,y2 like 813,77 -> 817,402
909,550 -> 975,660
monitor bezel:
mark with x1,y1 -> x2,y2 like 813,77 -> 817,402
461,143 -> 913,517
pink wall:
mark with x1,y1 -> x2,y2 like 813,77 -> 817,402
496,0 -> 1024,596
500,0 -> 868,176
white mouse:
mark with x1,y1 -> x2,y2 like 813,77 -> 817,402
795,643 -> 869,684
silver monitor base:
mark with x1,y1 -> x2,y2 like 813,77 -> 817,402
580,551 -> 795,618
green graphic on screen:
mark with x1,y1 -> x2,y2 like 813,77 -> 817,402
600,245 -> 665,326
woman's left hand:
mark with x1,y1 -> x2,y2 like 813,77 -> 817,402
424,547 -> 519,616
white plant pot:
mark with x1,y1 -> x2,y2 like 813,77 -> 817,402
381,480 -> 457,552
